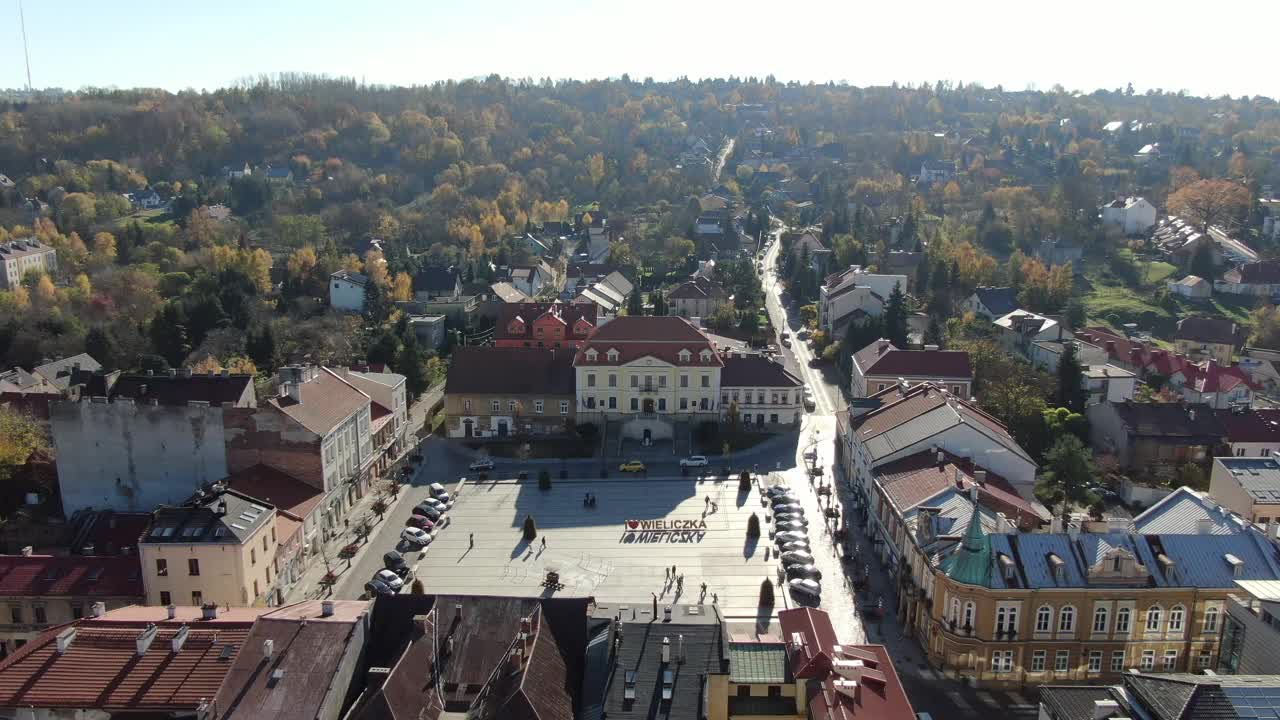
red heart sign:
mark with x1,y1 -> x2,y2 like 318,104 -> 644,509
626,520 -> 639,529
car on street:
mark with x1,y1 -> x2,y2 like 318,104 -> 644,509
797,328 -> 810,339
781,335 -> 792,348
779,540 -> 811,553
383,551 -> 410,577
401,527 -> 432,546
429,483 -> 450,498
679,455 -> 709,468
788,578 -> 821,605
406,514 -> 435,530
413,504 -> 444,520
780,550 -> 815,565
418,497 -> 445,510
766,485 -> 793,497
775,530 -> 808,543
776,520 -> 807,532
373,568 -> 405,591
619,460 -> 646,473
802,391 -> 816,411
774,513 -> 808,525
785,563 -> 822,580
469,458 -> 495,472
365,578 -> 395,597
771,502 -> 804,514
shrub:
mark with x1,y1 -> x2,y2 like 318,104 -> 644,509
522,514 -> 538,540
410,578 -> 425,594
538,469 -> 552,490
338,543 -> 360,568
747,513 -> 761,538
759,578 -> 775,607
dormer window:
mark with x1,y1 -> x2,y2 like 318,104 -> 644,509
585,348 -> 598,361
607,348 -> 620,362
699,349 -> 712,362
678,349 -> 692,363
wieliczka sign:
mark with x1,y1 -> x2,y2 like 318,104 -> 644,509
620,518 -> 709,544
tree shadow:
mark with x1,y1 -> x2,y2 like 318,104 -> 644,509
736,486 -> 751,508
743,535 -> 759,560
510,538 -> 530,560
755,604 -> 775,634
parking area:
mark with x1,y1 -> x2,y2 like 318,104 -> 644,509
411,475 -> 786,620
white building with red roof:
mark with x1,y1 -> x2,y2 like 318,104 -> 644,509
574,316 -> 724,440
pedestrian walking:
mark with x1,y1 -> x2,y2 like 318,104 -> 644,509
672,564 -> 677,576
541,537 -> 547,549
469,533 -> 474,548
665,567 -> 670,580
705,496 -> 710,507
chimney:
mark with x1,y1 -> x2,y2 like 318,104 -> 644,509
146,369 -> 154,376
455,603 -> 464,622
217,500 -> 228,517
55,627 -> 76,654
1093,699 -> 1120,720
321,600 -> 335,617
171,625 -> 190,652
678,634 -> 685,663
510,643 -> 524,671
1267,518 -> 1277,540
135,623 -> 158,655
264,638 -> 275,661
166,604 -> 176,620
1189,408 -> 1197,422
969,485 -> 979,503
661,636 -> 671,664
936,449 -> 944,467
520,615 -> 532,636
167,368 -> 177,377
201,603 -> 218,620
975,470 -> 987,485
1197,518 -> 1214,534
20,546 -> 32,556
954,466 -> 963,487
663,605 -> 672,622
91,602 -> 106,618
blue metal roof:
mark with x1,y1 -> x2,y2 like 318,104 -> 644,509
1153,532 -> 1280,588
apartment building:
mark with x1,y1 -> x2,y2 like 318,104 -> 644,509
0,238 -> 56,290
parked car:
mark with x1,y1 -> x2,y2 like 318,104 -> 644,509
413,504 -> 443,520
772,503 -> 804,514
373,569 -> 405,591
429,483 -> 450,498
776,520 -> 807,532
780,550 -> 816,565
406,514 -> 435,530
786,564 -> 822,580
766,485 -> 794,497
401,527 -> 432,546
775,530 -> 808,543
383,551 -> 410,577
802,392 -> 816,411
418,497 -> 445,510
619,460 -> 646,473
774,513 -> 808,526
469,458 -> 495,472
781,336 -> 792,348
788,578 -> 821,605
779,540 -> 812,553
365,579 -> 395,597
679,455 -> 709,468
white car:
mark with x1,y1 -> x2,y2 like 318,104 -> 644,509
418,497 -> 445,510
775,530 -> 809,543
776,520 -> 807,532
373,569 -> 405,591
469,458 -> 494,472
679,455 -> 709,468
429,483 -> 449,497
401,527 -> 432,546
781,550 -> 816,565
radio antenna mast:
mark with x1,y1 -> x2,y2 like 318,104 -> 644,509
19,0 -> 33,90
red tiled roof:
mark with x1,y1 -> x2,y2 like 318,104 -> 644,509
876,451 -> 1041,529
445,347 -> 576,395
0,617 -> 255,712
1178,360 -> 1258,394
1078,327 -> 1257,395
852,339 -> 896,373
721,356 -> 803,388
0,555 -> 144,598
1215,408 -> 1280,443
223,464 -> 324,521
864,349 -> 972,379
497,302 -> 597,343
1235,261 -> 1280,284
573,316 -> 723,367
269,368 -> 369,436
779,607 -> 837,679
668,277 -> 728,300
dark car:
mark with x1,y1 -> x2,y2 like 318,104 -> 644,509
365,578 -> 395,597
383,551 -> 410,577
413,504 -> 443,520
786,563 -> 823,580
406,514 -> 435,530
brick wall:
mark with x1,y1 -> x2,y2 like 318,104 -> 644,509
223,407 -> 324,490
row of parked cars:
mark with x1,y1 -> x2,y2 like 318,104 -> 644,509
767,483 -> 822,607
364,482 -> 453,597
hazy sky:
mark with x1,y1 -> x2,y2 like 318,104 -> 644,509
2,0 -> 1273,98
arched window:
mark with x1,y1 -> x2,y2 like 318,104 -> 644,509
1116,607 -> 1132,634
1036,605 -> 1053,633
1058,606 -> 1076,633
1168,605 -> 1185,633
950,598 -> 961,624
1146,605 -> 1163,632
963,601 -> 975,629
1093,606 -> 1109,633
1204,606 -> 1220,633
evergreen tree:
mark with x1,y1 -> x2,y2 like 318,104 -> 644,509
246,324 -> 278,373
396,335 -> 428,401
1055,343 -> 1087,413
924,316 -> 945,348
150,302 -> 191,368
84,326 -> 118,369
652,289 -> 666,316
363,281 -> 389,325
367,331 -> 401,367
915,256 -> 931,295
1190,244 -> 1217,281
627,286 -> 643,316
882,282 -> 909,347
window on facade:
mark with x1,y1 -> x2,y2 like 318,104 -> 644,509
658,399 -> 667,411
963,602 -> 975,629
1146,606 -> 1162,631
1140,650 -> 1155,670
609,397 -> 618,409
8,606 -> 20,624
1054,651 -> 1070,672
491,400 -> 500,412
659,376 -> 667,388
700,398 -> 710,411
630,398 -> 638,411
1093,607 -> 1109,633
681,374 -> 688,388
160,592 -> 171,607
1198,650 -> 1213,669
990,650 -> 1013,673
995,606 -> 1018,634
757,392 -> 765,403
1163,650 -> 1178,670
188,559 -> 201,576
702,375 -> 710,388
1031,650 -> 1046,672
1111,651 -> 1126,672
508,401 -> 517,413
1035,605 -> 1052,633
1204,607 -> 1220,633
1088,651 -> 1102,673
587,374 -> 596,387
609,374 -> 617,388
1116,607 -> 1131,633
767,686 -> 782,698
71,604 -> 83,619
156,559 -> 168,576
192,591 -> 203,606
560,401 -> 568,415
680,398 -> 688,410
630,375 -> 638,388
1058,606 -> 1075,633
250,549 -> 256,565
534,400 -> 544,414
464,399 -> 471,412
1169,605 -> 1185,633
771,393 -> 778,404
254,580 -> 259,597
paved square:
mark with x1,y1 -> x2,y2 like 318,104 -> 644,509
415,476 -> 784,620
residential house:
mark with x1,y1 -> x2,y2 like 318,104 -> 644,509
330,269 -> 368,312
963,287 -> 1019,320
412,266 -> 462,301
139,487 -> 291,608
489,280 -> 529,303
0,603 -> 270,719
1168,274 -> 1212,299
1039,673 -> 1280,720
222,463 -> 322,585
223,162 -> 253,178
1217,260 -> 1280,297
495,301 -> 596,350
0,238 -> 57,290
695,212 -> 725,240
1209,456 -> 1280,527
1036,238 -> 1084,267
574,276 -> 629,326
1030,338 -> 1107,374
0,553 -> 144,658
786,231 -> 832,277
225,366 -> 375,543
1135,142 -> 1163,162
407,313 -> 447,349
1220,580 -> 1280,674
1167,359 -> 1257,409
850,340 -> 972,398
540,220 -> 572,238
884,250 -> 925,285
444,347 -> 575,438
1176,316 -> 1239,365
262,165 -> 294,184
1240,347 -> 1280,396
344,368 -> 409,474
1100,196 -> 1158,235
993,310 -> 1070,358
574,316 -> 724,441
1086,400 -> 1225,472
1216,408 -> 1280,458
508,260 -> 554,297
32,354 -> 101,396
836,382 -> 1040,506
130,186 -> 164,210
202,203 -> 233,221
582,212 -> 610,261
1084,365 -> 1138,406
918,159 -> 956,184
668,276 -> 731,319
720,354 -> 804,429
1156,217 -> 1258,268
817,266 -> 905,335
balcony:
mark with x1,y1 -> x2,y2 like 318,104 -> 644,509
635,384 -> 664,394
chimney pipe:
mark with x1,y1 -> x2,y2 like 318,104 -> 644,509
321,600 -> 334,617
264,638 -> 275,661
663,605 -> 672,622
455,603 -> 463,622
135,623 -> 158,655
91,602 -> 106,618
55,627 -> 76,654
661,636 -> 671,664
171,625 -> 190,653
20,546 -> 32,556
975,469 -> 987,485
201,603 -> 217,620
678,633 -> 685,663
166,604 -> 176,620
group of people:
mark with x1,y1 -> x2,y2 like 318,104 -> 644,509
582,493 -> 598,507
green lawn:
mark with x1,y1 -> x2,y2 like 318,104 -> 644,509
1142,261 -> 1177,285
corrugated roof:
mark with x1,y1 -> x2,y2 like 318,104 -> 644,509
1132,487 -> 1244,535
728,643 -> 790,683
1217,457 -> 1280,498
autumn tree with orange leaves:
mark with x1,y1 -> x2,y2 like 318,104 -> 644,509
1167,179 -> 1250,233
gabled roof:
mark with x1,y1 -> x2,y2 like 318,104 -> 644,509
269,368 -> 369,436
1121,672 -> 1280,720
1230,260 -> 1280,285
1216,407 -> 1280,444
1109,400 -> 1225,439
331,268 -> 368,286
413,266 -> 460,293
491,281 -> 529,303
574,316 -> 723,367
720,355 -> 803,388
445,347 -> 575,395
875,450 -> 1043,528
222,464 -> 324,520
602,604 -> 724,720
1132,486 -> 1245,535
0,555 -> 143,598
496,302 -> 596,343
852,339 -> 896,375
863,349 -> 972,380
33,353 -> 101,390
668,276 -> 728,301
970,286 -> 1018,317
1040,686 -> 1127,720
143,489 -> 275,545
1176,316 -> 1238,346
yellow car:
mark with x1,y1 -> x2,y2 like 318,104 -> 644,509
619,460 -> 646,473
